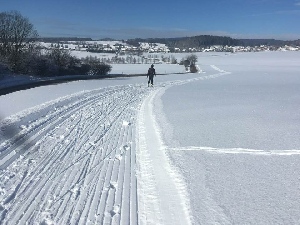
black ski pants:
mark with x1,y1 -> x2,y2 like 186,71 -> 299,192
148,75 -> 154,85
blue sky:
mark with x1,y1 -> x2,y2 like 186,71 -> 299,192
1,0 -> 300,40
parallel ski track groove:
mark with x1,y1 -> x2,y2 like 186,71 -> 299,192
0,86 -> 131,169
0,71 -> 229,225
0,84 -> 151,224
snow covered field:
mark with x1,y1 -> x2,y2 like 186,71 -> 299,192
1,51 -> 300,224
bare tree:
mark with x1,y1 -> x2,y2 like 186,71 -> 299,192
0,10 -> 38,71
186,54 -> 198,65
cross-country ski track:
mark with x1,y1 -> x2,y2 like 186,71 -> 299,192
0,66 -> 229,224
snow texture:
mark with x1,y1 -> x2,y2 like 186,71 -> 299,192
1,51 -> 300,224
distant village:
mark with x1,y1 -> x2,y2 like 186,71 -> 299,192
40,40 -> 300,54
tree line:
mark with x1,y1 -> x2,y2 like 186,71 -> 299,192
126,36 -> 241,51
0,11 -> 111,77
126,36 -> 300,50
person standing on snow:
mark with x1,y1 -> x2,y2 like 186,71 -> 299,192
147,64 -> 156,87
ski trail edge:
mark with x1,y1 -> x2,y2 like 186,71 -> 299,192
136,88 -> 192,225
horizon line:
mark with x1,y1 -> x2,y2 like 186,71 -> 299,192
37,35 -> 300,42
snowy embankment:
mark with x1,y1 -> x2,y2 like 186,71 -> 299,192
0,74 -> 42,89
0,64 -> 186,96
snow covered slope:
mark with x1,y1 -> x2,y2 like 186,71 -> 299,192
0,84 -> 149,224
1,51 -> 300,224
0,69 -> 218,224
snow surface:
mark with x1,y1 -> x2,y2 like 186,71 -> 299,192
1,51 -> 300,224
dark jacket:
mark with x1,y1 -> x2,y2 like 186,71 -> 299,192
147,67 -> 155,78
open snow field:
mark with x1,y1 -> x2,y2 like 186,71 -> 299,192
1,51 -> 300,224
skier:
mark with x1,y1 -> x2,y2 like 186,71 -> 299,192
147,64 -> 156,87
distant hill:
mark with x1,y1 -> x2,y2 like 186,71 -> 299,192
126,35 -> 300,48
98,38 -> 118,41
239,39 -> 286,47
126,35 -> 241,50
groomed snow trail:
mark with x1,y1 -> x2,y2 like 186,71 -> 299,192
136,66 -> 230,225
0,84 -> 148,225
137,88 -> 191,225
0,66 -> 229,224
